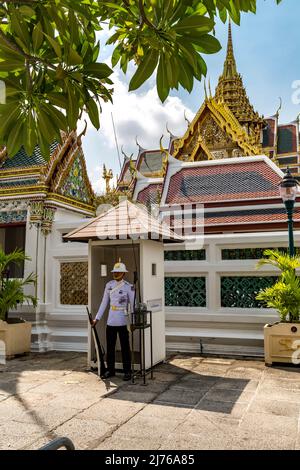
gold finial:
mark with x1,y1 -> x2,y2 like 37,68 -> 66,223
184,110 -> 190,126
121,145 -> 134,161
222,20 -> 237,79
166,123 -> 175,138
102,164 -> 113,194
208,78 -> 212,98
204,79 -> 208,100
276,97 -> 282,118
160,135 -> 169,176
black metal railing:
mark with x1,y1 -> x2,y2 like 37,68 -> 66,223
39,437 -> 75,450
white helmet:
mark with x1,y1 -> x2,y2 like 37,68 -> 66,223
111,261 -> 128,273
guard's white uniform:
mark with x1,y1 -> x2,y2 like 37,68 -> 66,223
95,280 -> 135,327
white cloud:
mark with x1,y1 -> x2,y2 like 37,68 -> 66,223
88,165 -> 104,193
82,56 -> 195,192
98,69 -> 193,152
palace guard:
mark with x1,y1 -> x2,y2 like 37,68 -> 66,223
92,260 -> 135,381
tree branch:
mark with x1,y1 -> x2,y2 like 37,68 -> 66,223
0,26 -> 28,57
138,0 -> 156,29
0,27 -> 57,71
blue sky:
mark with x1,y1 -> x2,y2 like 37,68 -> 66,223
82,0 -> 300,193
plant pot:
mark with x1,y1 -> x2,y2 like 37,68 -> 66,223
264,322 -> 300,366
0,320 -> 32,358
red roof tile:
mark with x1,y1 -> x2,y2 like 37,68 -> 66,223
165,161 -> 282,205
136,183 -> 162,206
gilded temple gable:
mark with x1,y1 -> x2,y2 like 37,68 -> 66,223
173,98 -> 260,162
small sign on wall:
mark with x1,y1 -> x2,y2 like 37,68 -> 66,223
100,264 -> 107,277
147,298 -> 162,313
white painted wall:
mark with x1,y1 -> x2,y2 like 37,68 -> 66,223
164,231 -> 300,356
17,206 -> 300,359
13,208 -> 91,352
45,210 -> 90,352
140,240 -> 165,367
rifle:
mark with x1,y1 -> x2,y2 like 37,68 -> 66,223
86,306 -> 107,378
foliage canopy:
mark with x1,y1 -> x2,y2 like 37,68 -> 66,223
0,0 -> 282,158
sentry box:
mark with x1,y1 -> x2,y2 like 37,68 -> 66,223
65,200 -> 183,371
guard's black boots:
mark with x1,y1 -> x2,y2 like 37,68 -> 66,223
102,370 -> 115,379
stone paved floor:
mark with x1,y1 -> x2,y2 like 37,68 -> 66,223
1,352 -> 300,450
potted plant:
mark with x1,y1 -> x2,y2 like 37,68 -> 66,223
0,248 -> 37,358
256,249 -> 300,366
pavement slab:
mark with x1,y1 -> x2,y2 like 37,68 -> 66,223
1,352 -> 300,450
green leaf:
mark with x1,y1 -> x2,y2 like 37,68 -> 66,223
6,118 -> 25,157
0,101 -> 21,136
37,106 -> 59,142
84,63 -> 113,79
101,2 -> 128,13
129,50 -> 159,91
157,54 -> 170,103
178,59 -> 194,93
111,46 -> 121,68
0,59 -> 24,71
44,33 -> 62,58
42,103 -> 68,132
86,98 -> 100,129
47,92 -> 68,109
23,112 -> 37,156
67,46 -> 83,66
174,15 -> 214,34
177,38 -> 198,72
66,81 -> 79,129
219,7 -> 228,23
11,11 -> 31,48
19,6 -> 36,17
69,9 -> 80,46
32,23 -> 44,52
190,34 -> 222,54
229,0 -> 241,25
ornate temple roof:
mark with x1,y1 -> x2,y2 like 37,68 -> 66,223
172,96 -> 262,162
0,133 -> 95,216
214,22 -> 265,134
0,142 -> 59,170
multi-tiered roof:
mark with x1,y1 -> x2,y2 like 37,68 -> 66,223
113,22 -> 300,234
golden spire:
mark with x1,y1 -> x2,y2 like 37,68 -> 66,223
102,164 -> 113,194
223,21 -> 237,79
214,21 -> 265,145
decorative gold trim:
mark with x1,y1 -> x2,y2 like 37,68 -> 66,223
0,185 -> 48,197
277,153 -> 300,158
40,134 -> 73,184
47,137 -> 94,205
46,192 -> 94,214
0,165 -> 45,178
